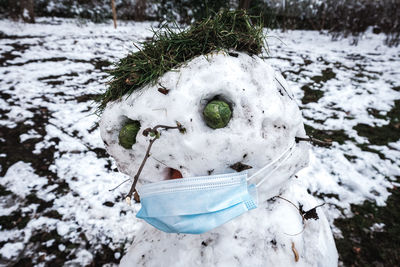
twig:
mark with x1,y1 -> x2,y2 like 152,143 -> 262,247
295,136 -> 332,148
144,123 -> 185,134
151,156 -> 168,167
126,137 -> 157,201
275,77 -> 293,100
111,0 -> 117,29
109,178 -> 131,192
312,203 -> 325,209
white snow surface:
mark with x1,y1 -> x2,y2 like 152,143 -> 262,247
0,162 -> 48,198
0,242 -> 24,260
0,17 -> 399,266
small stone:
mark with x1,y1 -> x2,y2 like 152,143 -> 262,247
203,100 -> 232,129
119,121 -> 141,149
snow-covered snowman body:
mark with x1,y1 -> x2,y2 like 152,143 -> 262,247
100,52 -> 338,266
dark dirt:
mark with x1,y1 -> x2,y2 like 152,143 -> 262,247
335,185 -> 400,266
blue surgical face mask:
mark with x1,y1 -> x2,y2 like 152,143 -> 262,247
136,142 -> 296,234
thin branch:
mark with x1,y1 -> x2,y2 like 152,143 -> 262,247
111,0 -> 117,29
145,123 -> 185,134
312,203 -> 325,209
109,178 -> 131,192
126,137 -> 157,200
295,136 -> 332,148
275,77 -> 293,100
151,156 -> 168,167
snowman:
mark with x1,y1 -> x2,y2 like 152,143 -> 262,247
99,11 -> 338,267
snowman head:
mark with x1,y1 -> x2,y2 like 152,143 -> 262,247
100,51 -> 308,200
99,11 -> 309,201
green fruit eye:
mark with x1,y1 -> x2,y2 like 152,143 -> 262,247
203,100 -> 232,129
119,120 -> 141,149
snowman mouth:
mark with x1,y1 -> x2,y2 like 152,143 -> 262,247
165,167 -> 183,180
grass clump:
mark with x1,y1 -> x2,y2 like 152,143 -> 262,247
97,10 -> 265,112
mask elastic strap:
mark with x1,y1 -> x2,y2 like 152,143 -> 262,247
247,141 -> 296,187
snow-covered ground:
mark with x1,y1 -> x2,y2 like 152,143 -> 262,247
0,18 -> 399,266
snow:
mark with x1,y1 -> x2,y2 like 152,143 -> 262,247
370,223 -> 385,232
73,249 -> 94,266
0,242 -> 24,260
0,162 -> 48,197
45,239 -> 55,247
0,17 -> 399,265
20,129 -> 41,143
1,106 -> 34,128
56,221 -> 70,236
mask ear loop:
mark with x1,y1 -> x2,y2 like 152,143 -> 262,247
255,145 -> 294,187
247,141 -> 296,187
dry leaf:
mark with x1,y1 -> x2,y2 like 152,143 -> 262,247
229,162 -> 252,172
292,242 -> 299,262
158,87 -> 170,95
